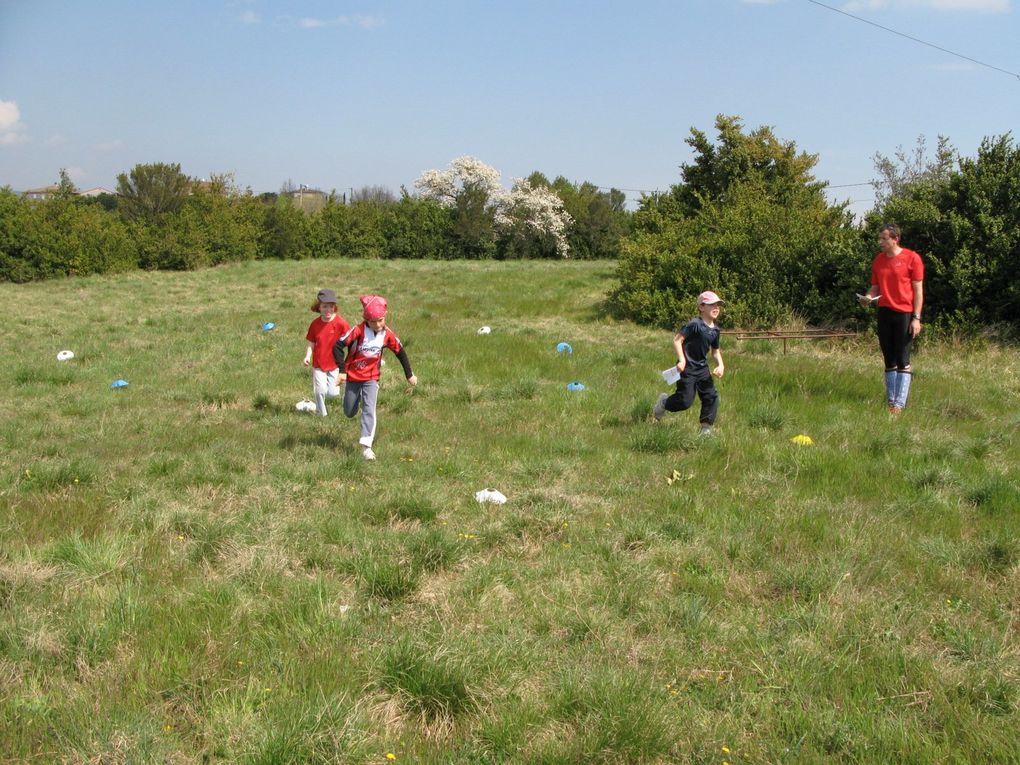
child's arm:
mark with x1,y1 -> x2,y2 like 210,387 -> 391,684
332,336 -> 348,370
711,348 -> 724,379
303,340 -> 314,366
672,333 -> 686,373
394,347 -> 417,386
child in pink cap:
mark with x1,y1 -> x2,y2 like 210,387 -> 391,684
652,291 -> 725,435
332,294 -> 417,460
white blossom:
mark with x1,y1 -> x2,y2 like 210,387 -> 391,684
503,178 -> 573,258
414,156 -> 505,206
415,156 -> 572,257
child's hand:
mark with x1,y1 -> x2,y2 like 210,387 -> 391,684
407,375 -> 418,387
338,373 -> 347,383
303,357 -> 311,367
712,364 -> 724,379
675,360 -> 686,374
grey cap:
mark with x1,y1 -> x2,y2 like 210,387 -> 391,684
317,289 -> 337,304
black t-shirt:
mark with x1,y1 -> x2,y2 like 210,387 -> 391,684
679,317 -> 720,371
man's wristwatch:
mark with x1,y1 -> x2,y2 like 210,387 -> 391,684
912,314 -> 921,320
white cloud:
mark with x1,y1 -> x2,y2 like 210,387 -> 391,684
929,0 -> 1008,8
240,10 -> 260,24
353,15 -> 385,29
65,166 -> 86,183
0,100 -> 19,130
0,99 -> 28,145
843,0 -> 1009,10
94,139 -> 124,152
280,14 -> 385,30
44,134 -> 66,146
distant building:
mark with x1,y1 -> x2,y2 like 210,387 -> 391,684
22,185 -> 60,200
79,187 -> 115,197
283,185 -> 328,213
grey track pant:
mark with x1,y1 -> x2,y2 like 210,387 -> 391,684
343,380 -> 379,447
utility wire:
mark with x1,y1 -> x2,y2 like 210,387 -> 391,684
806,0 -> 1020,81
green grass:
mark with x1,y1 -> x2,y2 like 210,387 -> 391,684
1,259 -> 1019,763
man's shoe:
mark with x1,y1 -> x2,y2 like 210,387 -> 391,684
700,424 -> 713,437
363,447 -> 376,461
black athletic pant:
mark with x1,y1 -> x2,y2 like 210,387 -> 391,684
877,307 -> 913,370
665,367 -> 719,425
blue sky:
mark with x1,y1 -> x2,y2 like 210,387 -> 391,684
1,0 -> 1017,216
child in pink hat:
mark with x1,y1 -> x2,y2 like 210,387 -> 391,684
332,295 -> 417,460
652,291 -> 725,435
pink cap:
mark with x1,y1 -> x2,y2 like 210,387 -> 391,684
360,294 -> 387,320
697,291 -> 723,306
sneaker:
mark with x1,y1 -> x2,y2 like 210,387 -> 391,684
889,405 -> 903,415
362,447 -> 376,461
699,424 -> 713,437
652,393 -> 668,422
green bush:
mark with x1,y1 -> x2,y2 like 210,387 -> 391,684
0,189 -> 138,280
608,116 -> 865,330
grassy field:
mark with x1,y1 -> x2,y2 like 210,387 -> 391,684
1,259 -> 1018,764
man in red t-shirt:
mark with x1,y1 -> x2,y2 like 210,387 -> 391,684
858,223 -> 924,413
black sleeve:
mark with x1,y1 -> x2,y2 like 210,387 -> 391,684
394,346 -> 414,378
332,337 -> 347,368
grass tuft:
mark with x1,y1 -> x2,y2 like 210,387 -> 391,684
378,639 -> 475,721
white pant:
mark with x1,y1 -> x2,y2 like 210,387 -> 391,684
312,368 -> 342,416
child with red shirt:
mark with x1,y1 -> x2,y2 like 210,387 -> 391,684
333,294 -> 417,460
303,289 -> 351,417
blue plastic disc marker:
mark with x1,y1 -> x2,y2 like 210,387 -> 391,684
111,379 -> 129,389
556,342 -> 573,354
261,322 -> 275,331
566,381 -> 585,391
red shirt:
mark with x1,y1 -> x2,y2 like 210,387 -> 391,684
871,248 -> 923,313
339,323 -> 403,382
305,315 -> 350,372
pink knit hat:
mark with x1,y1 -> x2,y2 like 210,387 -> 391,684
360,294 -> 387,320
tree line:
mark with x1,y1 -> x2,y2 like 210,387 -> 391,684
0,160 -> 630,282
2,118 -> 1018,333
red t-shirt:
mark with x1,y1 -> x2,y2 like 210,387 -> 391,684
871,248 -> 924,313
305,315 -> 350,372
339,323 -> 403,382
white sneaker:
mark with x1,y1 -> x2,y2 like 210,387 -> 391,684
362,447 -> 376,461
653,393 -> 668,422
700,424 -> 713,437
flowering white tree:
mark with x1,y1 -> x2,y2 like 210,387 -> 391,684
414,156 -> 503,205
415,156 -> 573,257
500,178 -> 572,258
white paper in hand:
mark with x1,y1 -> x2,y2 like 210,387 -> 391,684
856,293 -> 880,304
661,366 -> 682,385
